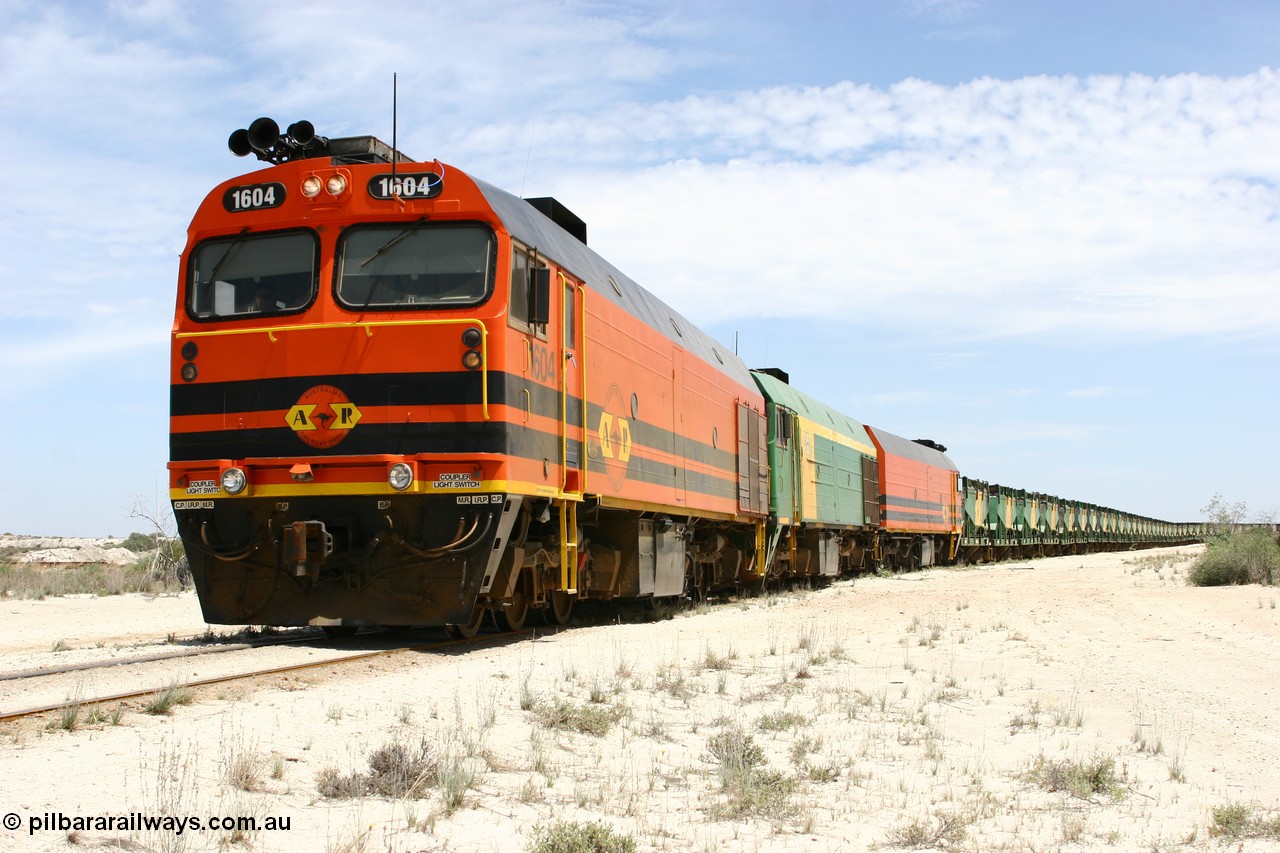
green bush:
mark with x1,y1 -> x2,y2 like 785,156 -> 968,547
120,531 -> 162,552
1210,803 -> 1280,839
705,725 -> 795,818
1188,529 -> 1280,587
533,697 -> 623,736
1024,753 -> 1125,801
528,820 -> 636,853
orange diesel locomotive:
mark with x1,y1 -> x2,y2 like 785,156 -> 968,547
169,119 -> 769,634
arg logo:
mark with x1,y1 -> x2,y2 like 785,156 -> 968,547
596,384 -> 634,491
285,385 -> 362,449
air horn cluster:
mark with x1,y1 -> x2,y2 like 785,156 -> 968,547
228,117 -> 328,164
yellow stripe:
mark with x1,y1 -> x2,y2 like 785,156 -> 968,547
595,494 -> 741,521
794,415 -> 875,457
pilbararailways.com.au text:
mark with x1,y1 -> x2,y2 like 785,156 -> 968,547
10,811 -> 291,836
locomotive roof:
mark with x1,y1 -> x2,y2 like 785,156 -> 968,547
866,425 -> 959,471
750,370 -> 876,453
472,176 -> 756,391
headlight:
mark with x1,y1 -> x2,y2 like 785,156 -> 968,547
221,467 -> 247,495
301,176 -> 323,197
388,462 -> 413,491
326,174 -> 348,195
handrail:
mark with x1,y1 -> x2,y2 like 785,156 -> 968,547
577,281 -> 588,495
557,274 -> 588,497
558,497 -> 579,594
554,274 -> 586,594
174,318 -> 490,420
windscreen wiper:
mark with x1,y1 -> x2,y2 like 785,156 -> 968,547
360,217 -> 428,269
204,227 -> 251,283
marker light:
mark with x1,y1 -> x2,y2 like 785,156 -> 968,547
461,328 -> 482,348
221,467 -> 247,495
301,176 -> 323,197
462,350 -> 482,370
326,174 -> 348,195
388,463 -> 414,491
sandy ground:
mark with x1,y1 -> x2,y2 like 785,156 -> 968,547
2,544 -> 1279,853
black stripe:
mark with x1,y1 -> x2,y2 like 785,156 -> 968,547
172,371 -> 576,425
880,495 -> 946,512
172,371 -> 740,488
172,412 -> 737,503
883,508 -> 949,524
582,400 -> 738,479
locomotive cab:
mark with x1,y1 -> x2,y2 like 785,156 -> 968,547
170,125 -> 588,632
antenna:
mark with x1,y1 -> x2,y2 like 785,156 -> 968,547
391,72 -> 399,181
519,125 -> 535,198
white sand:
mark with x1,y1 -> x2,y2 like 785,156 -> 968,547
2,544 -> 1279,852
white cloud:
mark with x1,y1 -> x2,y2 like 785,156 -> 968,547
5,3 -> 1277,350
434,71 -> 1280,341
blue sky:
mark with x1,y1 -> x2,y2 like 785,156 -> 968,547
1,0 -> 1277,536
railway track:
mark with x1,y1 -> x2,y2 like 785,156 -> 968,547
0,631 -> 324,683
0,627 -> 535,724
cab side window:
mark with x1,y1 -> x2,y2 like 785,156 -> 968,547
563,282 -> 576,348
508,243 -> 547,339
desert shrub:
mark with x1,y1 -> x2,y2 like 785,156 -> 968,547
528,820 -> 636,853
317,737 -> 438,800
1188,528 -> 1280,587
0,559 -> 189,599
533,697 -> 623,736
707,726 -> 765,773
1210,803 -> 1280,839
315,766 -> 366,799
366,738 -> 438,797
1024,753 -> 1124,801
706,725 -> 795,818
887,808 -> 972,849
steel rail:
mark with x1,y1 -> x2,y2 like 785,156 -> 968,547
0,628 -> 535,723
0,633 -> 323,683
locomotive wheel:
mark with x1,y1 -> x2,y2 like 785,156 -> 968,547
446,604 -> 486,640
495,586 -> 530,632
545,590 -> 574,626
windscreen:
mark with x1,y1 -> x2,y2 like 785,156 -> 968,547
188,230 -> 318,320
336,223 -> 494,309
